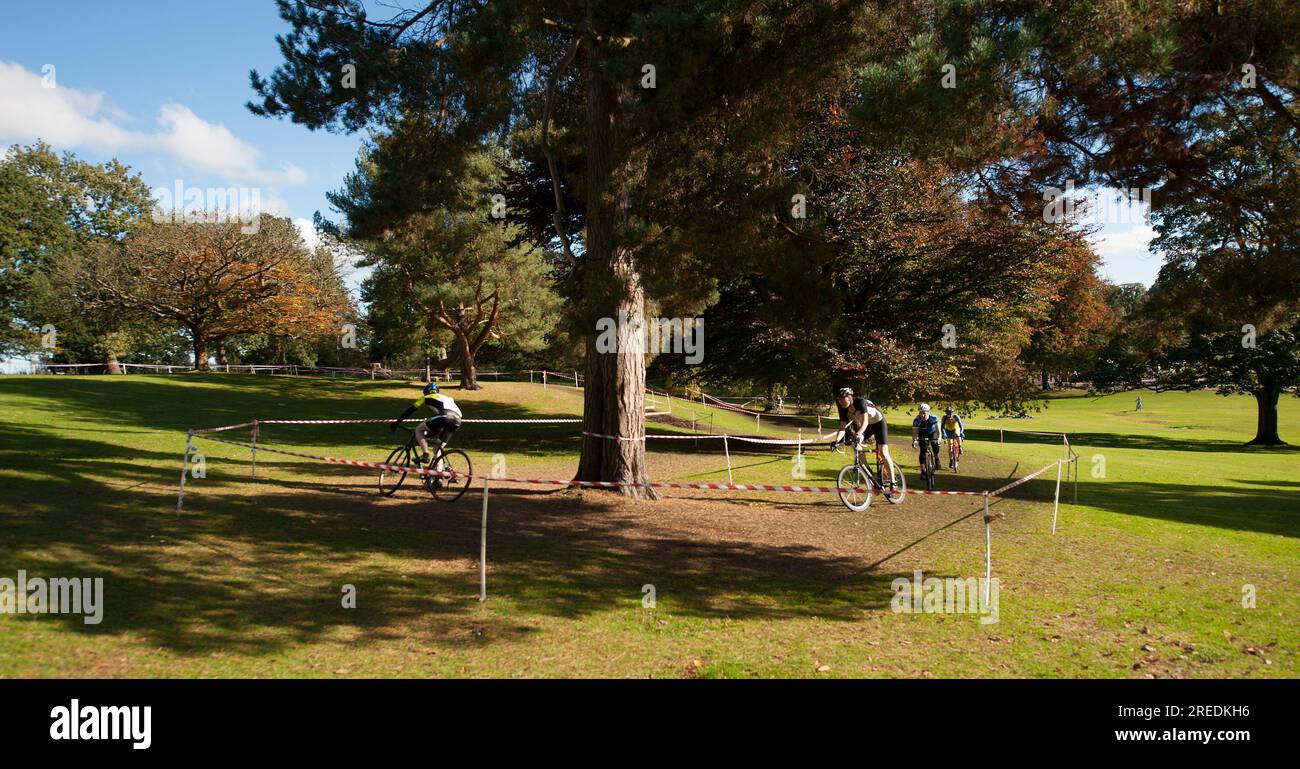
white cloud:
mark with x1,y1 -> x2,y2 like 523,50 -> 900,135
294,217 -> 321,251
0,61 -> 306,186
154,103 -> 307,185
1090,222 -> 1157,260
1091,222 -> 1161,286
0,61 -> 135,150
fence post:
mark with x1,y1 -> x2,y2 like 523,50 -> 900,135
723,435 -> 733,484
1052,460 -> 1063,535
250,420 -> 259,477
543,371 -> 547,388
983,494 -> 992,602
1000,428 -> 1004,444
176,430 -> 194,517
479,478 -> 490,602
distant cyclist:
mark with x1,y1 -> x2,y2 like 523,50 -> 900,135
390,382 -> 463,487
831,387 -> 897,486
911,403 -> 941,468
941,406 -> 965,468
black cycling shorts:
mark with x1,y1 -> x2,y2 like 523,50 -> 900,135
422,414 -> 462,443
862,419 -> 888,445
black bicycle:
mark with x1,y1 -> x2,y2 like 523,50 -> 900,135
916,436 -> 941,490
378,425 -> 473,502
832,438 -> 906,511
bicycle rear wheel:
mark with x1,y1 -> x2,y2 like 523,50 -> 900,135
378,444 -> 411,496
837,464 -> 873,512
430,449 -> 473,502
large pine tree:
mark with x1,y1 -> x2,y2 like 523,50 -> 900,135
248,1 -> 870,495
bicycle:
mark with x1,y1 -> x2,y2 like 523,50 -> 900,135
378,425 -> 473,502
916,436 -> 940,490
832,437 -> 906,512
946,434 -> 962,472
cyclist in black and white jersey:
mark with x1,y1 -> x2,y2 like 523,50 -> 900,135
831,387 -> 898,485
390,382 -> 463,486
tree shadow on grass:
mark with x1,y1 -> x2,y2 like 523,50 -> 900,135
967,427 -> 1298,455
971,473 -> 1298,539
0,375 -> 588,454
3,431 -> 922,660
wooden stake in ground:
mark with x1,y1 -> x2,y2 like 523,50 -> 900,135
479,478 -> 490,602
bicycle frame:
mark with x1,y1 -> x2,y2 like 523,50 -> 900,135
393,425 -> 453,475
834,436 -> 905,510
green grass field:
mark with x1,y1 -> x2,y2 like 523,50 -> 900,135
0,374 -> 1295,678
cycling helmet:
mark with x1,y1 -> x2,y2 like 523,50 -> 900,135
836,387 -> 854,398
945,406 -> 954,415
422,382 -> 440,396
919,403 -> 931,412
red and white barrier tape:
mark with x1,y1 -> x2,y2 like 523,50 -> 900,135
192,434 -> 871,494
190,421 -> 259,435
189,421 -> 1067,501
582,430 -> 839,445
253,417 -> 581,425
196,435 -> 457,479
190,434 -> 1047,500
988,459 -> 1067,497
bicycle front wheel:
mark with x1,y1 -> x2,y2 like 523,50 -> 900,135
378,444 -> 411,496
431,449 -> 473,502
837,464 -> 873,512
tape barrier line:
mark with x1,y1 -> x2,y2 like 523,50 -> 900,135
190,433 -> 1011,498
255,417 -> 582,425
583,430 -> 840,445
196,434 -> 458,480
191,421 -> 259,435
193,434 -> 860,493
988,459 -> 1067,497
698,391 -> 816,421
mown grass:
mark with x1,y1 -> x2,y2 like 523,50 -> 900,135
0,374 -> 1295,678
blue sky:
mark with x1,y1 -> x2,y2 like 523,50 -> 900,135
0,0 -> 364,249
0,0 -> 1159,286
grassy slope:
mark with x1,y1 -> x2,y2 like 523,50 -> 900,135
0,374 -> 1295,678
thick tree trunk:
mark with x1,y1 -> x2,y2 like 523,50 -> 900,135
192,329 -> 209,371
574,70 -> 655,498
456,331 -> 479,390
1246,384 -> 1284,445
104,347 -> 122,375
1041,366 -> 1050,391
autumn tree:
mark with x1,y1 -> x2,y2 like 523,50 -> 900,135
661,96 -> 1095,413
853,0 -> 1299,438
61,215 -> 350,370
1022,245 -> 1119,390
